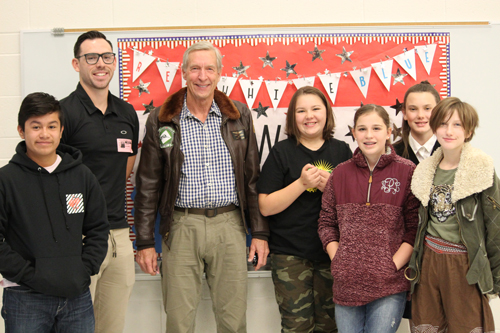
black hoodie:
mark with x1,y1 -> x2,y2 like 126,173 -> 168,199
0,142 -> 109,298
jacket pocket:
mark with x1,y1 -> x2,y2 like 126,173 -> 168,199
461,195 -> 479,222
467,247 -> 493,293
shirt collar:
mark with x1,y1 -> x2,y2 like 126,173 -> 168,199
75,83 -> 115,115
409,132 -> 437,154
180,94 -> 221,121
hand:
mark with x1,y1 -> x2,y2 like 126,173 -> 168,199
317,169 -> 331,192
248,238 -> 270,271
300,164 -> 321,190
136,248 -> 159,276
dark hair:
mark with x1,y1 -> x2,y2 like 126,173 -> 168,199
285,86 -> 335,144
430,97 -> 478,143
74,30 -> 113,58
353,104 -> 391,146
397,80 -> 441,158
18,92 -> 63,131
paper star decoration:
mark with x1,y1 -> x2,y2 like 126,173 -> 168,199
308,46 -> 325,61
259,51 -> 277,69
392,68 -> 407,85
252,102 -> 269,119
390,99 -> 404,116
392,123 -> 402,141
142,100 -> 156,115
336,47 -> 354,64
232,61 -> 250,77
345,125 -> 355,142
280,61 -> 297,78
133,79 -> 151,97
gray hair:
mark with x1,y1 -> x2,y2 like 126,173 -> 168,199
182,41 -> 222,73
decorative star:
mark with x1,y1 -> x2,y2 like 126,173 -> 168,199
392,68 -> 407,85
280,61 -> 297,78
307,46 -> 325,61
345,125 -> 355,142
336,47 -> 354,64
390,98 -> 404,116
259,51 -> 277,69
252,102 -> 269,119
148,50 -> 153,56
392,123 -> 402,141
133,79 -> 151,97
232,61 -> 250,77
142,100 -> 156,115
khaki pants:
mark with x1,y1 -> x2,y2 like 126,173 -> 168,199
162,209 -> 247,333
90,228 -> 136,333
411,245 -> 495,333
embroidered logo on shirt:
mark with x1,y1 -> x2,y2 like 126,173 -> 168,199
307,160 -> 334,193
159,126 -> 175,148
231,130 -> 246,140
66,193 -> 84,214
381,178 -> 400,194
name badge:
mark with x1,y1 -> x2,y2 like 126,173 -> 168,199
117,138 -> 133,153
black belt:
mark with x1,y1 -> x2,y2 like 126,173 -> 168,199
174,204 -> 237,218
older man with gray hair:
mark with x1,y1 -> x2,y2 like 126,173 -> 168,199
134,41 -> 269,332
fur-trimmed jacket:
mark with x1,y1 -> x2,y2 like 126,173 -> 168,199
134,88 -> 269,250
318,146 -> 419,306
407,143 -> 500,295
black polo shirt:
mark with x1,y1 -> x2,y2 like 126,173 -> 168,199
61,83 -> 139,229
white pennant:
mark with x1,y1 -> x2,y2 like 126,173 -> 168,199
415,44 -> 437,75
292,76 -> 315,89
318,73 -> 341,105
350,67 -> 372,98
265,80 -> 288,111
394,48 -> 417,80
132,50 -> 156,83
156,61 -> 180,93
238,79 -> 263,109
217,76 -> 238,96
371,59 -> 393,92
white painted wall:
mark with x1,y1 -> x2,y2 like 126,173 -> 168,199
1,1 -> 500,332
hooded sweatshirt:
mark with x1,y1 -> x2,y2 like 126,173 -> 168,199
0,142 -> 109,298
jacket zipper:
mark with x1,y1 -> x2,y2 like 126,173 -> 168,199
487,196 -> 500,211
364,155 -> 381,206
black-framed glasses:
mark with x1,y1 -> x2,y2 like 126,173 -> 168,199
76,52 -> 116,65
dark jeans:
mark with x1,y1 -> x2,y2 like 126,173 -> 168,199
2,287 -> 94,333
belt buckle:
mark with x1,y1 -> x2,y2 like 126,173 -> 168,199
205,208 -> 217,218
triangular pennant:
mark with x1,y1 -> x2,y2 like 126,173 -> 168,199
318,73 -> 341,105
238,79 -> 263,109
132,49 -> 156,83
349,67 -> 372,98
415,44 -> 437,75
394,48 -> 417,80
155,61 -> 180,93
371,59 -> 393,92
265,80 -> 288,111
292,76 -> 315,89
217,76 -> 238,96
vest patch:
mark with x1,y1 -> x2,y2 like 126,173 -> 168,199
159,126 -> 175,148
231,129 -> 246,140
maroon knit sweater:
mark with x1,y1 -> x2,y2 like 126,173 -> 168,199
318,146 -> 419,306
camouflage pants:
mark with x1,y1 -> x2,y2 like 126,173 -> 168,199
271,254 -> 337,333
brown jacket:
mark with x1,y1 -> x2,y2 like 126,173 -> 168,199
134,88 -> 269,250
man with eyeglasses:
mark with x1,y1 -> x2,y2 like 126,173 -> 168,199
60,30 -> 139,333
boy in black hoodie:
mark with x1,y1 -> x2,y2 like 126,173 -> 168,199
0,92 -> 109,332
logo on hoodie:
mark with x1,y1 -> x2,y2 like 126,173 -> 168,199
381,178 -> 400,194
66,193 -> 84,214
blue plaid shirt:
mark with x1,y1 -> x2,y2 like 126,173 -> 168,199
175,96 -> 239,208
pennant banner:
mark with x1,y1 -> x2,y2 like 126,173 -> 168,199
156,61 -> 180,93
318,73 -> 341,105
350,67 -> 372,98
239,79 -> 263,110
132,49 -> 156,83
415,44 -> 437,75
393,48 -> 417,81
371,59 -> 394,92
292,76 -> 316,89
265,80 -> 288,111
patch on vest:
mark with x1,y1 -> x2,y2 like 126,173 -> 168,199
231,130 -> 246,140
158,126 -> 175,148
381,177 -> 400,194
66,193 -> 84,214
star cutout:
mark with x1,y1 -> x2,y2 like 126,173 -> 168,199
259,51 -> 277,69
280,61 -> 297,78
133,79 -> 151,97
392,68 -> 407,85
142,100 -> 156,115
390,99 -> 404,116
307,46 -> 325,61
252,102 -> 269,119
345,125 -> 355,142
336,47 -> 354,64
392,123 -> 402,141
232,61 -> 250,77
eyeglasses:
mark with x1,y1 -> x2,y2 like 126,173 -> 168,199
76,52 -> 116,65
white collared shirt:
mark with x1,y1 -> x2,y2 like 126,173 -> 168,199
408,133 -> 437,162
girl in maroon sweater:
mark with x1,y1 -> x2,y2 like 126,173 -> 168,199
318,104 -> 419,333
